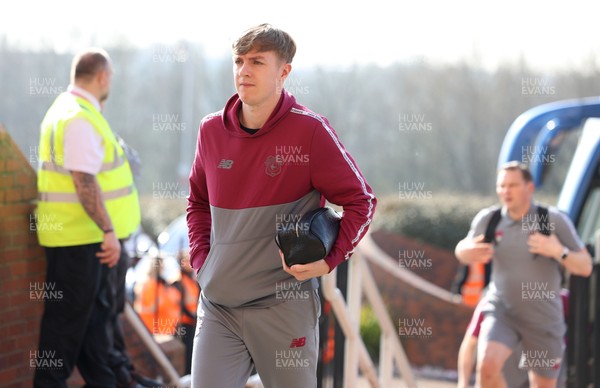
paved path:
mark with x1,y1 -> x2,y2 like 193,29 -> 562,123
357,376 -> 456,387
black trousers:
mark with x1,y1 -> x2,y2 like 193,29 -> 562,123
108,249 -> 134,377
177,322 -> 196,375
34,243 -> 116,388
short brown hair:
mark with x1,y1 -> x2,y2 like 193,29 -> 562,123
232,23 -> 296,64
498,161 -> 533,182
71,48 -> 111,82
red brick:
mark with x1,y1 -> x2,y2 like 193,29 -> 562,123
16,332 -> 39,349
1,248 -> 27,263
10,291 -> 31,308
0,337 -> 19,352
26,317 -> 42,333
17,246 -> 45,262
6,322 -> 26,337
9,261 -> 32,277
12,301 -> 42,320
0,260 -> 10,273
0,174 -> 14,188
0,337 -> 17,354
9,233 -> 29,247
0,277 -> 23,297
5,159 -> 21,173
0,366 -> 18,385
15,173 -> 34,186
24,259 -> 46,276
22,186 -> 38,201
0,215 -> 30,230
0,204 -> 34,217
5,188 -> 24,203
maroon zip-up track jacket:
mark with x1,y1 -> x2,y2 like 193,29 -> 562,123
187,90 -> 376,307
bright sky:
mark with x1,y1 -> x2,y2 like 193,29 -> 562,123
3,0 -> 600,72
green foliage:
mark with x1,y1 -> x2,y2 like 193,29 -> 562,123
360,304 -> 382,363
372,192 -> 496,251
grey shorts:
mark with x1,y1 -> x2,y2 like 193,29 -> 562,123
191,289 -> 321,388
479,312 -> 565,379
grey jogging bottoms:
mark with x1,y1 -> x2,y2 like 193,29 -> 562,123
191,289 -> 321,388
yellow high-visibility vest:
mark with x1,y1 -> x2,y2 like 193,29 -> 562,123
36,92 -> 140,247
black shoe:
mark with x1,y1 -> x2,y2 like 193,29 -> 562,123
130,371 -> 164,387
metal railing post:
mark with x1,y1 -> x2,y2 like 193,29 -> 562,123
359,257 -> 416,387
344,251 -> 363,387
321,266 -> 379,387
320,233 -> 422,387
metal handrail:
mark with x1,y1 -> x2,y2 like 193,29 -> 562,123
124,302 -> 189,386
321,232 -> 417,387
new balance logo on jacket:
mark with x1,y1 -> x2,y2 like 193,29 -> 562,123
217,159 -> 234,169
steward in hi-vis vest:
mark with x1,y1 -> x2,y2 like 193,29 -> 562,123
34,48 -> 147,388
36,91 -> 140,246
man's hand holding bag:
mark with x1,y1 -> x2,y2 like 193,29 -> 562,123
275,207 -> 341,267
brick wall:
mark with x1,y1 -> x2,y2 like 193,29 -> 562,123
0,125 -> 185,387
0,124 -> 47,387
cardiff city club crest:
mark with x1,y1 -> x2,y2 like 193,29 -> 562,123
495,230 -> 503,244
265,155 -> 282,177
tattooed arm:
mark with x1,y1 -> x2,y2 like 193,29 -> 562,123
72,171 -> 121,267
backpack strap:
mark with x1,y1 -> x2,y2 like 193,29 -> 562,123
454,206 -> 500,294
484,207 -> 503,243
481,207 -> 501,288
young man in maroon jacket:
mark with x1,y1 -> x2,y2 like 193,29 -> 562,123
186,23 -> 376,387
